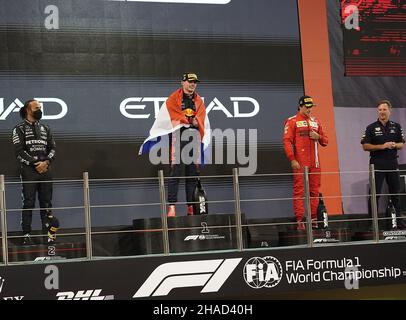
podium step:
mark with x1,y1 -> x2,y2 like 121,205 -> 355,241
279,228 -> 352,246
132,213 -> 246,255
6,242 -> 86,262
354,228 -> 406,241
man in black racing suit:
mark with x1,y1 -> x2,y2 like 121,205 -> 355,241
12,99 -> 58,245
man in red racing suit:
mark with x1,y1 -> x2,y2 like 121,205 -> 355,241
283,95 -> 328,230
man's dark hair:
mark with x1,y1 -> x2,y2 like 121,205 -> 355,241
376,99 -> 392,109
19,99 -> 36,119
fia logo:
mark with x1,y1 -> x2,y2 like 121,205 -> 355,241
243,256 -> 283,289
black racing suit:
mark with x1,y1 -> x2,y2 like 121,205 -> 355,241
167,94 -> 200,206
361,119 -> 405,227
12,120 -> 56,234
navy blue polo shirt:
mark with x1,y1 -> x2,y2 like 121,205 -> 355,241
361,119 -> 405,164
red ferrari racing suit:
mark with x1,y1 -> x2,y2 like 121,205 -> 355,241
283,112 -> 328,221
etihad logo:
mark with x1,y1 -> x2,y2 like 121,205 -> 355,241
133,258 -> 241,298
120,97 -> 259,119
0,98 -> 68,120
105,0 -> 231,4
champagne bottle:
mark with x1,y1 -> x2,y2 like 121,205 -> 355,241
387,199 -> 397,230
193,178 -> 208,215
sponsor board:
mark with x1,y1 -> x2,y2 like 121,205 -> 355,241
0,276 -> 24,300
133,258 -> 242,298
120,97 -> 260,119
0,98 -> 67,120
1,242 -> 406,299
56,289 -> 114,300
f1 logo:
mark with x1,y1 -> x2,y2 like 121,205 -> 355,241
133,258 -> 241,298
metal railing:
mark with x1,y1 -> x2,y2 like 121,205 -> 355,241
83,172 -> 93,259
1,175 -> 9,265
1,165 -> 405,266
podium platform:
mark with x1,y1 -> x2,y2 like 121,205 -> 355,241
245,217 -> 353,248
279,228 -> 352,246
6,242 -> 86,263
133,213 -> 246,255
354,229 -> 406,241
